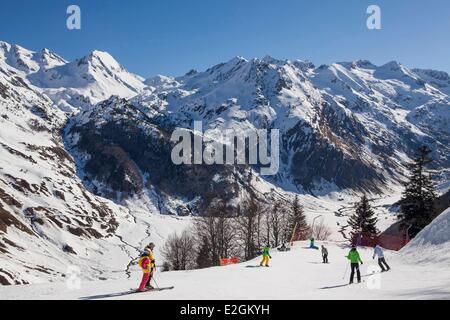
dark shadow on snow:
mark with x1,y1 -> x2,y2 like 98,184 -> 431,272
79,287 -> 174,300
246,265 -> 262,268
79,290 -> 139,300
320,272 -> 383,289
319,283 -> 350,289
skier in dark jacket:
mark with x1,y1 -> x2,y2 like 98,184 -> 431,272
346,246 -> 363,284
309,238 -> 319,250
321,245 -> 329,263
373,244 -> 390,272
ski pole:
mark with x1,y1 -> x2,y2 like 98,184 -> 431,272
342,263 -> 349,280
152,275 -> 160,289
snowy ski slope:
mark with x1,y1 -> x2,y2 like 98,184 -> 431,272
1,240 -> 449,300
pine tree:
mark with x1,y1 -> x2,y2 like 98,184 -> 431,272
348,194 -> 378,241
196,236 -> 212,269
288,195 -> 309,242
399,146 -> 436,238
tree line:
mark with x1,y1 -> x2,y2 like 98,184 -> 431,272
162,195 -> 331,271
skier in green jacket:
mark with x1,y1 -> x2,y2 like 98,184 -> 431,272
346,246 -> 363,284
260,246 -> 272,267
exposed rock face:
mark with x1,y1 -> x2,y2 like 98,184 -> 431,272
65,97 -> 256,213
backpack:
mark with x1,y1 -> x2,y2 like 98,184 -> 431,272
138,252 -> 149,269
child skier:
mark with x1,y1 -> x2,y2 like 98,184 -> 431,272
260,246 -> 272,267
321,245 -> 329,263
145,243 -> 156,289
373,244 -> 390,272
137,242 -> 156,292
346,246 -> 363,284
138,251 -> 151,292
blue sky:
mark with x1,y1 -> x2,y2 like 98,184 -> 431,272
1,0 -> 449,77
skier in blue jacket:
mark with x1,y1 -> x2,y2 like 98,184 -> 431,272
373,244 -> 390,272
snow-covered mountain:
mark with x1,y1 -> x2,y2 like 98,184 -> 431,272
0,42 -> 67,74
129,56 -> 449,194
63,53 -> 450,240
412,68 -> 450,96
0,44 -> 187,285
27,50 -> 146,112
1,41 -> 146,112
1,40 -> 450,286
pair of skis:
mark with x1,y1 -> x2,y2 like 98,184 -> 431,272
246,265 -> 271,268
131,286 -> 175,293
79,286 -> 174,300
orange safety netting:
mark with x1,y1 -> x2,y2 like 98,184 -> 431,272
352,232 -> 410,251
219,257 -> 239,266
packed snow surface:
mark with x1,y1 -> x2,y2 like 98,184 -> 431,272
401,207 -> 450,265
1,241 -> 449,300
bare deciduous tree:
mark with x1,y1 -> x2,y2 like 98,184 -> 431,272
310,219 -> 332,240
263,199 -> 289,247
162,229 -> 196,271
193,199 -> 237,268
235,195 -> 264,260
